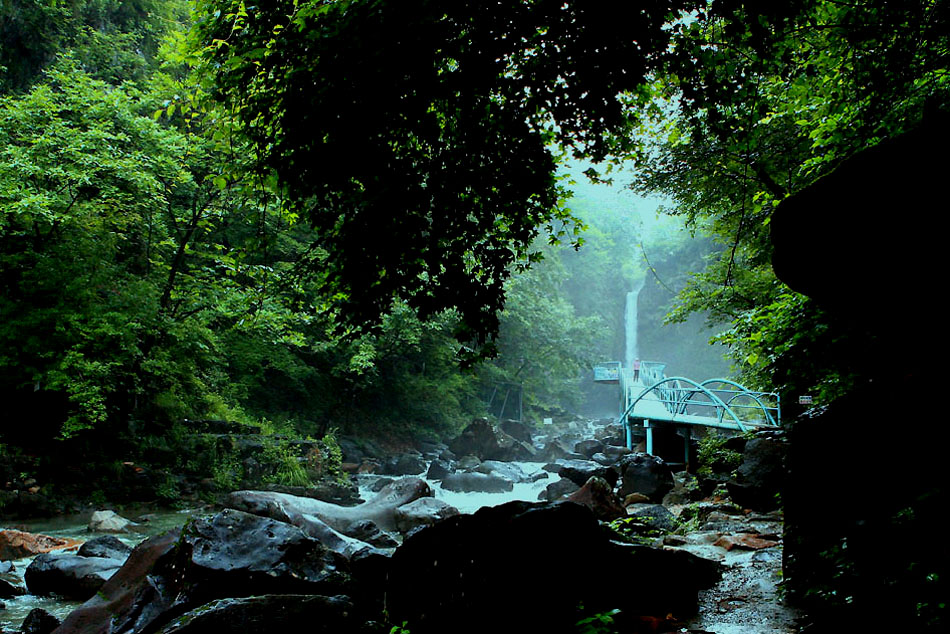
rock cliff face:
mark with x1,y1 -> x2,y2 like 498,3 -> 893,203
770,114 -> 950,632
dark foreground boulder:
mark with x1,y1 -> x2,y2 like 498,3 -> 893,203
617,453 -> 674,502
21,608 -> 60,634
727,435 -> 786,511
156,594 -> 357,634
53,510 -> 352,634
25,553 -> 125,600
385,500 -> 720,633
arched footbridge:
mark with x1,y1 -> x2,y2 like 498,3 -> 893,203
623,376 -> 781,457
594,362 -> 781,462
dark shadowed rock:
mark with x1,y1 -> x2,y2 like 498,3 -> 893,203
76,535 -> 132,561
441,472 -> 513,493
386,501 -> 719,633
500,419 -> 534,444
727,435 -> 787,511
552,459 -> 619,488
617,453 -> 673,501
565,476 -> 625,521
53,510 -> 352,634
574,439 -> 606,459
156,594 -> 356,634
20,608 -> 60,634
381,453 -> 427,476
538,477 -> 579,501
25,553 -> 125,600
447,419 -> 535,461
626,503 -> 677,532
425,458 -> 454,481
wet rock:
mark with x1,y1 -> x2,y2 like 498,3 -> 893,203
0,530 -> 82,560
76,535 -> 132,561
441,472 -> 513,494
712,533 -> 780,552
574,439 -> 606,458
24,553 -> 125,600
0,576 -> 24,599
53,530 -> 181,634
474,460 -> 528,483
87,510 -> 136,533
264,479 -> 362,506
626,503 -> 677,533
500,419 -> 534,444
394,498 -> 460,533
538,477 -> 579,501
20,608 -> 60,634
727,436 -> 786,511
425,459 -> 454,481
381,453 -> 427,477
551,459 -> 619,488
0,561 -> 12,573
447,419 -> 535,461
228,477 -> 432,534
565,476 -> 625,521
55,509 -> 354,634
160,509 -> 351,615
156,594 -> 358,634
535,438 -> 578,462
386,501 -> 720,633
617,453 -> 674,501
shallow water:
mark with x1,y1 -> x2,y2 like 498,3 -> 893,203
1,464 -> 560,628
1,507 -> 201,628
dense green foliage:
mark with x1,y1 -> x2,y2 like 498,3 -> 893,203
2,1 -> 661,498
627,0 -> 950,402
187,0 -> 694,358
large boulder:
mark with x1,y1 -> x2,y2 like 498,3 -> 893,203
380,453 -> 427,476
87,510 -> 136,534
441,472 -> 513,494
54,510 -> 353,634
447,419 -> 535,461
727,435 -> 787,511
156,594 -> 358,634
20,608 -> 61,634
617,453 -> 674,502
394,498 -> 460,533
77,535 -> 133,561
25,553 -> 125,600
385,501 -> 720,633
551,459 -> 619,488
0,530 -> 81,560
565,476 -> 625,521
228,477 -> 432,535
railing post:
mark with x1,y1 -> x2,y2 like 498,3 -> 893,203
645,420 -> 653,455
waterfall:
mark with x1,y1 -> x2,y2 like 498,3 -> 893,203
624,278 -> 645,370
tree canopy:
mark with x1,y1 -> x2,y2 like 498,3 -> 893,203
188,0 -> 696,357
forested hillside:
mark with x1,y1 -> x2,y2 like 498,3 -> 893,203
1,0 -> 687,504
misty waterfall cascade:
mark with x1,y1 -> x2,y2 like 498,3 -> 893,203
624,278 -> 646,371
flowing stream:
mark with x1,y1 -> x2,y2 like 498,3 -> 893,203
1,462 -> 564,628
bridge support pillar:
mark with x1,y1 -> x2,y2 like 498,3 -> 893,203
644,420 -> 653,455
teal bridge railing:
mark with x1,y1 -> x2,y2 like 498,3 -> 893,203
594,361 -> 781,456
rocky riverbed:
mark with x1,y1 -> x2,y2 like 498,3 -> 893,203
1,417 -> 801,633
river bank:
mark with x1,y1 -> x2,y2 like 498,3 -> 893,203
2,417 -> 800,632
